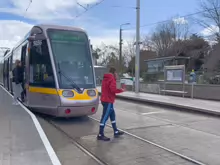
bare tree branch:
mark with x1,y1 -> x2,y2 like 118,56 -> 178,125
149,19 -> 189,57
196,0 -> 220,42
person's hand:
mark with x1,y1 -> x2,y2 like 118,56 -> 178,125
121,88 -> 126,92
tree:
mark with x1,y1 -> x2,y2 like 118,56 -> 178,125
127,56 -> 135,76
196,0 -> 220,42
94,44 -> 127,72
161,33 -> 210,71
150,18 -> 189,57
181,34 -> 210,71
123,39 -> 136,75
92,47 -> 101,65
204,43 -> 220,73
142,35 -> 154,51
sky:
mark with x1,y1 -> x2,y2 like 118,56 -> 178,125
0,0 -> 217,53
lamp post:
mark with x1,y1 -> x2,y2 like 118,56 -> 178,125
135,0 -> 140,93
119,23 -> 130,75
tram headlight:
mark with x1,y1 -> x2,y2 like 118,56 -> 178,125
87,90 -> 96,97
62,90 -> 74,97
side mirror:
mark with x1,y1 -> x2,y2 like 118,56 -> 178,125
27,36 -> 35,41
28,34 -> 46,41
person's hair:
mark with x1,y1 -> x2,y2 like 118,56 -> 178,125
15,60 -> 21,65
109,67 -> 116,74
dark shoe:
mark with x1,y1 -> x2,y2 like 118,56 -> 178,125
114,130 -> 124,138
97,135 -> 110,141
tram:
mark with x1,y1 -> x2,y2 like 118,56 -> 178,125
0,24 -> 99,117
94,65 -> 108,86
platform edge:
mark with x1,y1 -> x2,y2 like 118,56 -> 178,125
0,85 -> 62,165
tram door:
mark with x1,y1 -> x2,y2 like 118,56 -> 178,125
4,59 -> 10,90
21,44 -> 28,103
9,56 -> 13,94
3,60 -> 6,87
26,39 -> 59,113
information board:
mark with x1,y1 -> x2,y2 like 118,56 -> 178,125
164,65 -> 185,83
163,65 -> 186,97
166,69 -> 183,82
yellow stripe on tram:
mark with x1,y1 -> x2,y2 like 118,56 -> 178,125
28,86 -> 98,100
28,86 -> 58,95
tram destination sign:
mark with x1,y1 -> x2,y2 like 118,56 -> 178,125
49,31 -> 86,42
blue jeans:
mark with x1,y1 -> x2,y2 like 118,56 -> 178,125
99,102 -> 117,135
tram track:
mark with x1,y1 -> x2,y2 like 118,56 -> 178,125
88,116 -> 206,165
1,84 -> 209,165
40,116 -> 110,165
1,84 -> 108,165
39,112 -> 206,165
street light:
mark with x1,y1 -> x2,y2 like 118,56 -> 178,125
135,0 -> 140,93
119,23 -> 130,74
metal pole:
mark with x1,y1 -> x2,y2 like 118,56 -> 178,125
191,83 -> 194,99
119,28 -> 122,74
135,0 -> 140,93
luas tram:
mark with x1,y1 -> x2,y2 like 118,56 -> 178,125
0,24 -> 99,117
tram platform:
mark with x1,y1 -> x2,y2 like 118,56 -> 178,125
96,86 -> 220,116
0,86 -> 60,165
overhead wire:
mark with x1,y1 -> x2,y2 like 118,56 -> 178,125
25,0 -> 33,12
74,0 -> 105,19
21,0 -> 32,20
0,0 -> 32,55
111,5 -> 136,9
20,0 -> 105,20
73,2 -> 220,32
13,0 -> 220,36
76,2 -> 88,11
125,6 -> 220,30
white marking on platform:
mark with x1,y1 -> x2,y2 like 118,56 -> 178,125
0,86 -> 61,165
141,111 -> 164,115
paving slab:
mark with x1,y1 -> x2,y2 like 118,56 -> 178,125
0,87 -> 53,165
184,118 -> 220,137
115,100 -> 220,137
93,100 -> 220,165
115,100 -> 209,124
37,117 -> 100,165
77,133 -> 196,165
128,124 -> 220,165
93,107 -> 169,130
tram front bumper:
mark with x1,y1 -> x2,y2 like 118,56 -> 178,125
56,104 -> 99,117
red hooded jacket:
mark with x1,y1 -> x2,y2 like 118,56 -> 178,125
100,73 -> 123,103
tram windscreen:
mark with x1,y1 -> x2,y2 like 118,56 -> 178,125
47,29 -> 95,89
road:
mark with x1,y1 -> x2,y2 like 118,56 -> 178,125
36,100 -> 220,165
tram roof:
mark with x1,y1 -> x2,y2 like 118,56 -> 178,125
36,24 -> 86,33
12,24 -> 87,52
3,24 -> 88,60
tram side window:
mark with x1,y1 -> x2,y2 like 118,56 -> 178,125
29,40 -> 55,88
3,60 -> 7,79
0,61 -> 3,83
13,46 -> 22,68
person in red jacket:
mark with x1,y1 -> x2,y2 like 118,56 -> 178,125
97,67 -> 125,141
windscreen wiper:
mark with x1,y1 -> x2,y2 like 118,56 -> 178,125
57,62 -> 83,93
